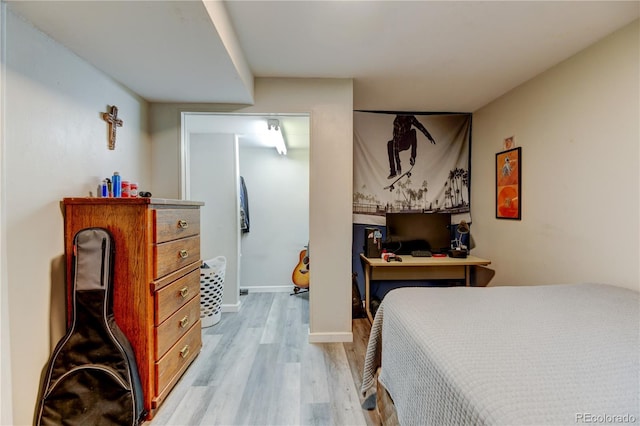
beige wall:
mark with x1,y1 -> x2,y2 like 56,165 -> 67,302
150,78 -> 354,341
471,20 -> 639,291
3,11 -> 151,425
0,4 -> 9,424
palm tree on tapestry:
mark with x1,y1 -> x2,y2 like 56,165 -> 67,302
406,186 -> 420,210
421,180 -> 429,210
415,188 -> 424,210
397,178 -> 414,210
447,169 -> 458,207
447,168 -> 469,208
461,169 -> 469,207
444,181 -> 453,208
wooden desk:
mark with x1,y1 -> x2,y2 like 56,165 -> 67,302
360,253 -> 491,322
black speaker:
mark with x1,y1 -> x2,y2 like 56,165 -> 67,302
364,227 -> 382,258
448,248 -> 468,258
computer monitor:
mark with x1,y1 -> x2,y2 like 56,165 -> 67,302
385,212 -> 452,253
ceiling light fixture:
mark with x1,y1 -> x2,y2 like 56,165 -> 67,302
267,119 -> 287,155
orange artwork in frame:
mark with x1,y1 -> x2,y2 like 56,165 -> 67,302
496,147 -> 521,220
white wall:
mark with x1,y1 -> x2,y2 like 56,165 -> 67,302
190,132 -> 241,308
471,20 -> 639,291
150,78 -> 353,342
3,11 -> 151,425
239,147 -> 310,291
150,104 -> 235,198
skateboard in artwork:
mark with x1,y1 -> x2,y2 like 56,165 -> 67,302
384,164 -> 414,192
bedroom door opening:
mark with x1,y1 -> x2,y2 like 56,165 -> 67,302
181,112 -> 310,312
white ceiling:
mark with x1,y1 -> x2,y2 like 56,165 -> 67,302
8,1 -> 255,104
7,0 -> 639,148
226,0 -> 639,112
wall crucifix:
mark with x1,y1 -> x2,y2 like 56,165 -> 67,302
102,105 -> 123,150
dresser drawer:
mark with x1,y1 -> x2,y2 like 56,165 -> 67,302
153,209 -> 200,243
154,235 -> 201,279
155,268 -> 201,325
155,322 -> 202,395
155,295 -> 201,359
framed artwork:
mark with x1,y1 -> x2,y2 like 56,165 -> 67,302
496,147 -> 521,220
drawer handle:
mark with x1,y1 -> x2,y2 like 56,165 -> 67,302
179,315 -> 190,329
180,345 -> 190,359
178,219 -> 189,229
179,286 -> 189,299
179,250 -> 189,259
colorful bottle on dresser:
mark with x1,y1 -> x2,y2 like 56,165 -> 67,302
112,172 -> 122,197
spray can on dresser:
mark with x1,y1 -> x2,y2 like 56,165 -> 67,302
121,181 -> 130,198
100,180 -> 109,197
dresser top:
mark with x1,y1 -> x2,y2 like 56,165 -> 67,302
63,197 -> 204,207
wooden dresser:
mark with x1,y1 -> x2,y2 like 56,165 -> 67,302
62,198 -> 204,419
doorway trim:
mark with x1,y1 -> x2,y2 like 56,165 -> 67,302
180,112 -> 311,312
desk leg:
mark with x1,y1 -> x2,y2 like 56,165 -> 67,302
364,264 -> 373,323
465,265 -> 470,287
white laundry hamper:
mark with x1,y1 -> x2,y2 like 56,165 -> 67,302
200,256 -> 226,327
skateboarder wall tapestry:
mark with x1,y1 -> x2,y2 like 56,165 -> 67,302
353,111 -> 471,225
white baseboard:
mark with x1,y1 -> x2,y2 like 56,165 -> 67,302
240,285 -> 293,293
221,300 -> 241,313
307,329 -> 353,343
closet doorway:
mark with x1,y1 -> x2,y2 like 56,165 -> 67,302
181,112 -> 310,311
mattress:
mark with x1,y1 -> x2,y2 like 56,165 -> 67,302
362,283 -> 640,425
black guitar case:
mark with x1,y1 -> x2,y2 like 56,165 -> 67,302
36,228 -> 145,425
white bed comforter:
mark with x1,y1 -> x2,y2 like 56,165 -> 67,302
362,284 -> 640,425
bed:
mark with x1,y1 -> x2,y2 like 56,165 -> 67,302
361,283 -> 639,425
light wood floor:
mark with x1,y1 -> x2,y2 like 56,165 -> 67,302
149,291 -> 379,426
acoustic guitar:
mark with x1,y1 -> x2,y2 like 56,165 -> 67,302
291,247 -> 309,291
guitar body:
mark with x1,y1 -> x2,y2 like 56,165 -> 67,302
292,249 -> 310,289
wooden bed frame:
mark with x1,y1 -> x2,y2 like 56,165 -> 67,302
376,377 -> 399,426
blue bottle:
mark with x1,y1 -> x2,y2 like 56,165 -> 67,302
112,172 -> 122,197
100,180 -> 108,198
